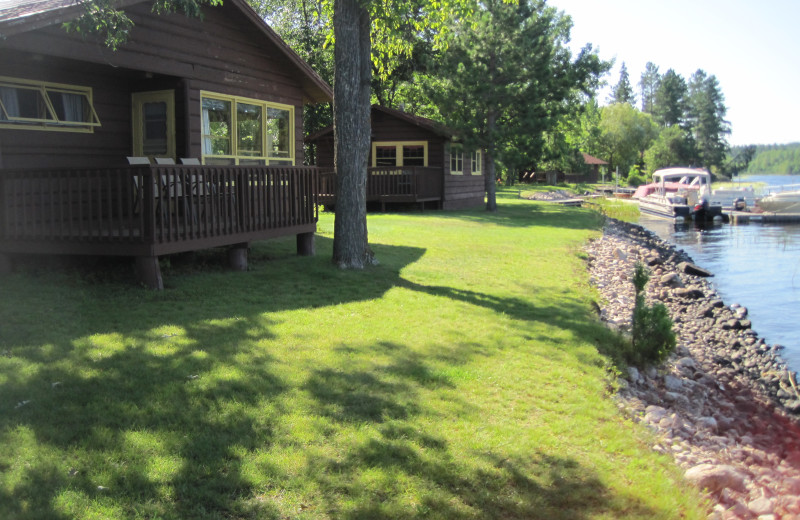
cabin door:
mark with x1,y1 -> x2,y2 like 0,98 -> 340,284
132,90 -> 175,159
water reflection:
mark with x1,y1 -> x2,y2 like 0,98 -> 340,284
639,214 -> 800,370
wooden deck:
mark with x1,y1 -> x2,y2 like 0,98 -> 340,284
318,166 -> 444,210
0,164 -> 319,287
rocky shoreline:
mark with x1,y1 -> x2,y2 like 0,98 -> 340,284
585,218 -> 800,520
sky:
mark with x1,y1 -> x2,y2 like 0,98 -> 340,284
545,0 -> 800,146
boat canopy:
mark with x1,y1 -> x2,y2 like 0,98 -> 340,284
652,167 -> 711,186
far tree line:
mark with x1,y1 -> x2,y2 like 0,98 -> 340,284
574,62 -> 734,185
730,143 -> 800,175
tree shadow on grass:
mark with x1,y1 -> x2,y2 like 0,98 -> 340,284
310,422 -> 659,520
1,234 -> 654,518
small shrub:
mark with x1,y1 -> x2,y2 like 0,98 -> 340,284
629,262 -> 676,366
627,166 -> 648,187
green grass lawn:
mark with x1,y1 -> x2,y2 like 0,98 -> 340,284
0,188 -> 706,519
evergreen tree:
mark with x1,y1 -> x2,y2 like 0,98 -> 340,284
652,69 -> 686,128
610,62 -> 635,105
639,61 -> 660,114
686,69 -> 730,170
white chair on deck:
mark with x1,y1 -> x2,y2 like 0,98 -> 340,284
127,156 -> 151,165
127,157 -> 159,215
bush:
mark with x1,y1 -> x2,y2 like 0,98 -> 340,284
626,165 -> 648,187
628,263 -> 676,366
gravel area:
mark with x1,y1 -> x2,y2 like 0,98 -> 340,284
585,218 -> 800,519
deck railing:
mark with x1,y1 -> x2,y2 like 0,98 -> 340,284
0,165 -> 319,256
318,166 -> 443,203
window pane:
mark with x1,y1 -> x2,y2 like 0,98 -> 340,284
375,146 -> 397,166
141,101 -> 168,156
471,151 -> 481,173
267,107 -> 290,158
450,147 -> 463,172
202,98 -> 231,156
49,91 -> 92,123
403,145 -> 425,166
237,102 -> 263,156
1,86 -> 52,121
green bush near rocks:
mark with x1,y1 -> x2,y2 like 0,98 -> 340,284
629,262 -> 677,366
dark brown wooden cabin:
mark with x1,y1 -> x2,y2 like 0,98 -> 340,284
308,105 -> 486,211
0,0 -> 332,288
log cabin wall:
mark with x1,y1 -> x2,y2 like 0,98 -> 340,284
368,110 -> 446,168
0,1 -> 312,169
442,144 -> 485,210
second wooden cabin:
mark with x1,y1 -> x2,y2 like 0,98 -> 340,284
308,105 -> 487,211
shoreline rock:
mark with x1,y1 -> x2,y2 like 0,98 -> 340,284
586,218 -> 800,520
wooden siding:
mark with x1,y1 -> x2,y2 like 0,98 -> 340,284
0,1 -> 310,169
443,175 -> 485,210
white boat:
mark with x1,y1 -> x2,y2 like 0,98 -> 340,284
756,187 -> 800,213
633,167 -> 726,222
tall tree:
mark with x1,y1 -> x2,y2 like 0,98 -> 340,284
428,0 -> 606,208
685,69 -> 730,171
330,0 -> 373,267
610,62 -> 635,105
639,61 -> 660,114
652,69 -> 686,128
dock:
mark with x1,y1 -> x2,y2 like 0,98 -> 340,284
725,211 -> 800,224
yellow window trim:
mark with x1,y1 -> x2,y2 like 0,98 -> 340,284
132,90 -> 175,160
371,140 -> 428,167
450,144 -> 464,175
471,150 -> 482,175
200,91 -> 295,165
0,75 -> 100,133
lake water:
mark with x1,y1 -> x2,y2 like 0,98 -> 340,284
638,174 -> 800,370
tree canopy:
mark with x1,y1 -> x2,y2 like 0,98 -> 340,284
425,0 -> 607,209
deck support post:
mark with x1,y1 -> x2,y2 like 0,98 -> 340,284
297,232 -> 315,256
135,256 -> 163,290
228,243 -> 249,271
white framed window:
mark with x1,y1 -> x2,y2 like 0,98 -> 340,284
201,91 -> 294,165
371,141 -> 428,167
450,144 -> 464,174
471,150 -> 482,175
0,76 -> 100,132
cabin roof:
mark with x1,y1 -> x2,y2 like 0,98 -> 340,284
581,152 -> 607,165
307,105 -> 453,142
0,0 -> 333,104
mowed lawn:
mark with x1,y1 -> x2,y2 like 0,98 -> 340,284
0,189 -> 707,519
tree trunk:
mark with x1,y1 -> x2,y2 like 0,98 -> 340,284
485,107 -> 498,212
332,0 -> 374,268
